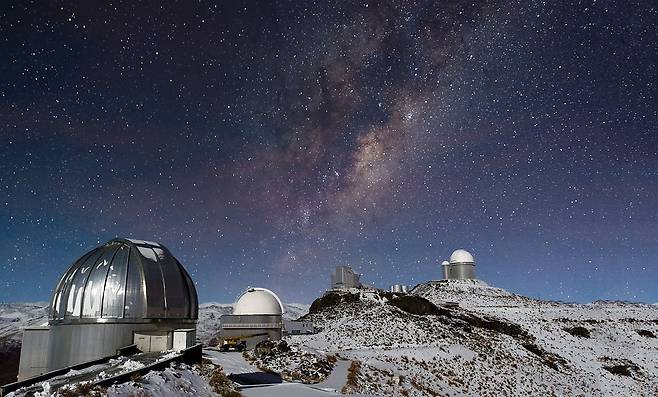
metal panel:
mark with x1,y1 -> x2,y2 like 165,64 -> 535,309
47,320 -> 193,371
159,252 -> 187,318
101,244 -> 130,318
53,249 -> 101,319
138,246 -> 167,318
220,328 -> 282,346
65,249 -> 105,318
50,249 -> 95,319
173,329 -> 195,351
178,260 -> 198,318
443,263 -> 476,280
82,246 -> 119,318
17,327 -> 50,380
124,247 -> 147,318
220,314 -> 282,329
133,331 -> 172,352
134,333 -> 151,352
150,335 -> 169,351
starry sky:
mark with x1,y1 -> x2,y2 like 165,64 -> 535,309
1,1 -> 656,304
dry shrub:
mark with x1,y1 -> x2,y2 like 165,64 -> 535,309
341,360 -> 362,393
603,365 -> 632,377
636,329 -> 656,338
564,326 -> 591,338
58,383 -> 105,397
208,367 -> 242,397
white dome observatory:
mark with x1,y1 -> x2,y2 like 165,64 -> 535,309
233,287 -> 284,316
442,249 -> 476,280
449,249 -> 474,265
219,287 -> 285,349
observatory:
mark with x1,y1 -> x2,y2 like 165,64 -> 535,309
219,287 -> 284,348
18,238 -> 198,380
331,265 -> 362,290
389,284 -> 409,293
442,249 -> 476,280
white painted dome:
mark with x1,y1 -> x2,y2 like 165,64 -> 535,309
449,249 -> 474,264
441,260 -> 450,266
233,287 -> 283,315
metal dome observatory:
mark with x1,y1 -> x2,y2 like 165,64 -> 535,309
442,249 -> 476,280
18,238 -> 198,380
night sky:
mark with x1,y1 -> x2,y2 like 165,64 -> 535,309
1,1 -> 656,304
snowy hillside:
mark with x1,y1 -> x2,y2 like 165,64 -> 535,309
0,303 -> 49,385
3,288 -> 658,396
412,279 -> 537,307
0,302 -> 49,341
281,285 -> 658,396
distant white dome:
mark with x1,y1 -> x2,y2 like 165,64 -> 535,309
441,260 -> 450,266
233,287 -> 283,316
449,249 -> 474,265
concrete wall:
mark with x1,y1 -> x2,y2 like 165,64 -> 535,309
17,327 -> 50,381
283,320 -> 314,335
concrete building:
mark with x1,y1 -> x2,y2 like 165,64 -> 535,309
331,266 -> 362,290
18,238 -> 198,381
219,287 -> 284,348
441,249 -> 476,280
283,319 -> 315,335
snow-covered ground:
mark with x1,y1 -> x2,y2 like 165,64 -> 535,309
3,284 -> 658,396
104,364 -> 217,397
204,350 -> 259,375
205,349 -> 374,397
284,282 -> 658,396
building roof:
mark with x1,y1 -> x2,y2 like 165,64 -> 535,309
233,287 -> 284,316
449,249 -> 475,265
49,238 -> 198,323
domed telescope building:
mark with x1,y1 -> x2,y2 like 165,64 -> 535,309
442,249 -> 476,280
219,287 -> 284,349
18,238 -> 198,380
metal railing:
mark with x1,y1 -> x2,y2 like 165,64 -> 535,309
222,323 -> 282,329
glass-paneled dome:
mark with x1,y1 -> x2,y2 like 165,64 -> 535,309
49,238 -> 198,322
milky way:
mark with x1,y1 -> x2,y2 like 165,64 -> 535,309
1,1 -> 656,303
